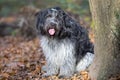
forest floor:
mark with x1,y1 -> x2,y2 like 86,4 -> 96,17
0,36 -> 92,80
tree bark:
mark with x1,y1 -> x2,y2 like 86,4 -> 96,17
88,0 -> 120,80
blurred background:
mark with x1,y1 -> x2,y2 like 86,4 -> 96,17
0,0 -> 90,17
0,0 -> 93,39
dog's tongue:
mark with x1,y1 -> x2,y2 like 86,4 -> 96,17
48,29 -> 55,35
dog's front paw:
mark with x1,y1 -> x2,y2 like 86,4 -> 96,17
58,74 -> 72,78
42,65 -> 48,72
42,72 -> 56,77
42,73 -> 50,77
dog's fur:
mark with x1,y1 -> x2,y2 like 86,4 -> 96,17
36,7 -> 94,78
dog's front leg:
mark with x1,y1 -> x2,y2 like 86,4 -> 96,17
42,62 -> 59,77
59,59 -> 76,78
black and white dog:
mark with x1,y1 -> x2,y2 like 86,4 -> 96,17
36,7 -> 94,78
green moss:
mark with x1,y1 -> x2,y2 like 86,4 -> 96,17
114,11 -> 120,47
115,11 -> 120,20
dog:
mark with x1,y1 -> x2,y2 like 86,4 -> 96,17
35,7 -> 94,78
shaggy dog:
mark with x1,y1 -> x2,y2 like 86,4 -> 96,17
35,7 -> 94,78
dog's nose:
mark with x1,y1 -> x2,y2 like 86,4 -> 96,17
50,22 -> 56,27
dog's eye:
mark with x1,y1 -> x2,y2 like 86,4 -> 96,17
46,14 -> 52,18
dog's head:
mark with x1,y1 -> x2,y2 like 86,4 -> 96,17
36,7 -> 73,38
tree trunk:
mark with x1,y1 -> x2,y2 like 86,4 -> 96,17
88,0 -> 120,80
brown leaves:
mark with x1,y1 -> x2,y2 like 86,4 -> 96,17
0,36 -> 90,80
1,73 -> 10,78
80,71 -> 90,80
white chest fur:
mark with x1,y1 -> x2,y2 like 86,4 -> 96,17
40,36 -> 75,66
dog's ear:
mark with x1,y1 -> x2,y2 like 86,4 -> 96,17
35,10 -> 45,31
64,13 -> 73,28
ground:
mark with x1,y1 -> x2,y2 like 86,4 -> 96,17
0,36 -> 90,80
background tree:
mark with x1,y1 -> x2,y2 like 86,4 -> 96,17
89,0 -> 120,80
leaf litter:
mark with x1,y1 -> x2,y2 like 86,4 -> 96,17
0,36 -> 90,80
